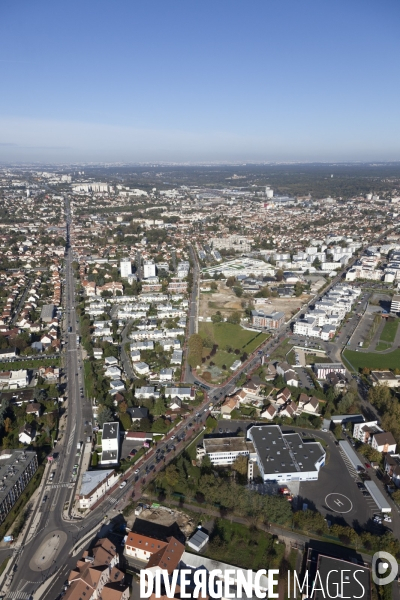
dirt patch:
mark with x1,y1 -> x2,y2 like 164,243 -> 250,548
254,294 -> 311,321
199,282 -> 244,318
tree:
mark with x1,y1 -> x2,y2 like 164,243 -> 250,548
333,424 -> 342,439
226,276 -> 236,287
276,269 -> 284,282
98,406 -> 114,427
211,311 -> 223,323
151,418 -> 169,433
227,311 -> 241,325
188,333 -> 203,368
233,286 -> 243,298
233,455 -> 248,476
4,417 -> 12,433
119,412 -> 132,431
392,489 -> 400,505
165,464 -> 179,488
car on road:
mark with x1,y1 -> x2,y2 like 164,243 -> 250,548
135,468 -> 140,474
171,435 -> 175,440
119,481 -> 127,489
42,495 -> 48,503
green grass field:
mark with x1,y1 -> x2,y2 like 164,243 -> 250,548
199,322 -> 267,352
375,341 -> 391,351
343,348 -> 400,371
380,319 -> 399,343
198,322 -> 267,381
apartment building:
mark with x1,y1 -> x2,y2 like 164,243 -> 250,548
251,309 -> 285,329
100,422 -> 120,465
0,450 -> 38,525
391,294 -> 400,314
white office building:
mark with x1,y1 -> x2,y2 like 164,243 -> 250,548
143,261 -> 156,279
120,259 -> 132,279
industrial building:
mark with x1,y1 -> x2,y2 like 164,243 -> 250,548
248,425 -> 326,483
0,450 -> 38,525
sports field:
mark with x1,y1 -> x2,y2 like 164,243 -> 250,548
343,348 -> 400,371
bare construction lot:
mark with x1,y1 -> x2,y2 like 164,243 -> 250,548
200,281 -> 311,322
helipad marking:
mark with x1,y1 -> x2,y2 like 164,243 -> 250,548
325,493 -> 353,514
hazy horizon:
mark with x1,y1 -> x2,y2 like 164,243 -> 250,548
1,0 -> 400,163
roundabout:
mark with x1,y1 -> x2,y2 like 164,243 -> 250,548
29,530 -> 67,572
325,493 -> 353,514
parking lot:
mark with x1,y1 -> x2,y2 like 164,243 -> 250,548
299,432 -> 395,533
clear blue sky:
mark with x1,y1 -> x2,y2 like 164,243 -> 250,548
1,0 -> 399,163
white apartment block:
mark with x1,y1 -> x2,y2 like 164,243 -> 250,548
210,235 -> 252,253
143,261 -> 156,279
120,259 -> 132,278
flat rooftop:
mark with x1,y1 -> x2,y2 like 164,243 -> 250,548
314,555 -> 371,600
249,425 -> 325,475
203,437 -> 255,454
0,450 -> 37,503
102,422 -> 119,440
80,469 -> 114,497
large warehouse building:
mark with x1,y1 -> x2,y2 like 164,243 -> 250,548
247,425 -> 326,483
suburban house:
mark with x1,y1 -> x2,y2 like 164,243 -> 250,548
384,454 -> 400,488
18,424 -> 36,445
220,397 -> 238,418
64,537 -> 129,600
261,404 -> 277,420
280,401 -> 298,418
276,387 -> 291,405
371,432 -> 397,454
124,534 -> 184,575
128,407 -> 149,423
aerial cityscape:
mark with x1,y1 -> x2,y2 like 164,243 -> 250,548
1,1 -> 400,599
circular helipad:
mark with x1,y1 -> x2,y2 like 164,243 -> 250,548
325,493 -> 353,514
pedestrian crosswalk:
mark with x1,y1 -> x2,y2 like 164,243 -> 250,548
107,497 -> 117,505
45,482 -> 74,489
66,426 -> 76,454
338,448 -> 359,480
7,591 -> 31,599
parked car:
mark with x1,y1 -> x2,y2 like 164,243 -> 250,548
119,481 -> 127,489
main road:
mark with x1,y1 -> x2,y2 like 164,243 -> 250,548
4,200 -> 100,599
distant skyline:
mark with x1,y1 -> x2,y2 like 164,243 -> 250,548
1,0 -> 400,163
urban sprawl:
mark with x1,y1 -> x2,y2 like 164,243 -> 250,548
0,165 -> 400,599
